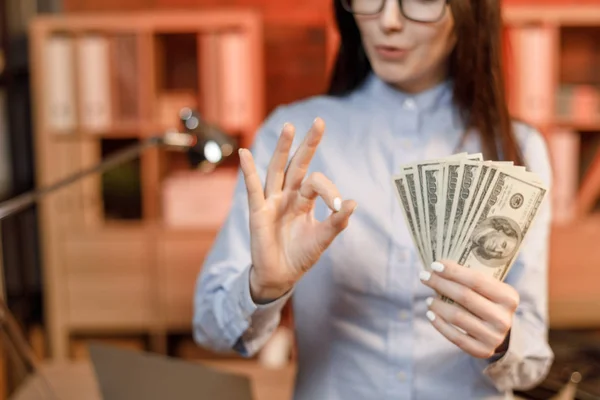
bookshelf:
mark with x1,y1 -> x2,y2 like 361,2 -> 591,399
28,10 -> 265,360
503,5 -> 600,328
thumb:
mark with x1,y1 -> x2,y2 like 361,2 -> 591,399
315,200 -> 357,249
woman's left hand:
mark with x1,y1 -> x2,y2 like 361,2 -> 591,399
419,260 -> 520,359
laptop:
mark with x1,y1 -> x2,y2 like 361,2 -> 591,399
88,343 -> 254,400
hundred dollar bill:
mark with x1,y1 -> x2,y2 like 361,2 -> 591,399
392,173 -> 427,268
414,154 -> 468,264
435,163 -> 451,259
452,161 -> 517,257
438,161 -> 462,259
454,169 -> 548,282
451,164 -> 501,260
402,165 -> 429,264
422,165 -> 443,264
444,161 -> 484,259
440,154 -> 484,259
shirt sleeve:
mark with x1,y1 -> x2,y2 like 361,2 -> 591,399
474,125 -> 555,391
192,105 -> 294,357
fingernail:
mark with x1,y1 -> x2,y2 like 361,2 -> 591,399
426,297 -> 434,307
333,197 -> 341,212
426,310 -> 436,322
431,262 -> 445,273
419,271 -> 431,281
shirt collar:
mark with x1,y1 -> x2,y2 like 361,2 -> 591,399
358,71 -> 454,112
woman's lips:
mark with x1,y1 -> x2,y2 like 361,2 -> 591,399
375,45 -> 410,60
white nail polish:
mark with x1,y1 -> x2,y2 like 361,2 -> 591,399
431,261 -> 445,273
333,197 -> 342,212
419,271 -> 431,281
426,297 -> 434,307
426,310 -> 436,322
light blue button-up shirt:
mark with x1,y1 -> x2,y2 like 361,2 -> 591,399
193,72 -> 554,400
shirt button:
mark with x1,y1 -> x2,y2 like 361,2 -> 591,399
402,99 -> 417,110
399,310 -> 410,321
400,139 -> 412,150
397,371 -> 407,381
397,250 -> 408,263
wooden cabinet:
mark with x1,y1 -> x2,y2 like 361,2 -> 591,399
63,228 -> 156,330
504,5 -> 600,329
28,10 -> 265,359
158,230 -> 218,330
548,216 -> 600,328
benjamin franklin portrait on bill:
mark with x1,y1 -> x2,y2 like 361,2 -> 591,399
470,216 -> 522,268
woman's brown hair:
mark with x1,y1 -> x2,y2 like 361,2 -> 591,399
328,0 -> 525,166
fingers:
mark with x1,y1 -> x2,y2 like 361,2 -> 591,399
283,118 -> 326,191
315,199 -> 358,250
239,148 -> 266,213
296,172 -> 342,213
426,297 -> 505,350
420,261 -> 517,357
419,268 -> 509,333
430,260 -> 520,311
265,123 -> 295,197
424,306 -> 496,359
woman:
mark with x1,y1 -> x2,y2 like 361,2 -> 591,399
193,0 -> 554,398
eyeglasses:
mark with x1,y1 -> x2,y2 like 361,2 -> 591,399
341,0 -> 449,23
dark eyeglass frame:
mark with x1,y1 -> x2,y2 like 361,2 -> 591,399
341,0 -> 451,23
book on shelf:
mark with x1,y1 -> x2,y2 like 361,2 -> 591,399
77,34 -> 112,132
111,34 -> 140,126
548,127 -> 580,224
199,32 -> 221,124
556,84 -> 600,124
44,34 -> 77,132
199,30 -> 252,133
41,30 -> 255,136
218,31 -> 252,133
507,24 -> 555,127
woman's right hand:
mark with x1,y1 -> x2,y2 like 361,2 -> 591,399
239,117 -> 357,303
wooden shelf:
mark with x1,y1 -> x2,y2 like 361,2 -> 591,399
504,6 -> 600,331
549,215 -> 600,328
503,5 -> 600,26
31,9 -> 263,33
553,117 -> 600,132
29,9 -> 265,360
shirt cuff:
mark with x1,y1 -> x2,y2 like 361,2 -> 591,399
477,314 -> 526,391
225,265 -> 294,348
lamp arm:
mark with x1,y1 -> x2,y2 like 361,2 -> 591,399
0,136 -> 162,222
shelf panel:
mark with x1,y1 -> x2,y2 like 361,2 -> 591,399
553,117 -> 600,132
503,5 -> 600,27
31,10 -> 262,34
62,227 -> 157,329
47,122 -> 154,138
549,215 -> 600,328
158,229 -> 218,328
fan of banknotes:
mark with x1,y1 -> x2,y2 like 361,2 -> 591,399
392,152 -> 548,283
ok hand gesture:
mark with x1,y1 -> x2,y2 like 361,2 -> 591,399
239,118 -> 357,303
